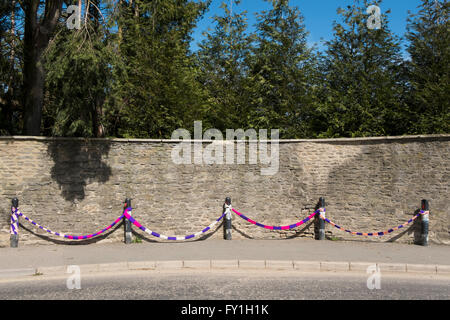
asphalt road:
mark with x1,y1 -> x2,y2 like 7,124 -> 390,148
0,270 -> 449,300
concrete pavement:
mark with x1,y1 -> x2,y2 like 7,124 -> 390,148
1,239 -> 450,279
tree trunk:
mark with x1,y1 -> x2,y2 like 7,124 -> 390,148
22,0 -> 63,136
118,0 -> 123,45
78,0 -> 82,27
93,99 -> 105,138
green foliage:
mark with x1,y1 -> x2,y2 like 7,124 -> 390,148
113,0 -> 210,139
43,12 -> 116,137
0,0 -> 448,138
316,0 -> 408,138
405,0 -> 449,134
132,235 -> 143,243
248,0 -> 318,138
196,0 -> 254,132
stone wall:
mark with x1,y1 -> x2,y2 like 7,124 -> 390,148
0,135 -> 449,247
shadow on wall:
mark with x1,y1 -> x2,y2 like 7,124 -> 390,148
46,139 -> 112,202
323,138 -> 442,243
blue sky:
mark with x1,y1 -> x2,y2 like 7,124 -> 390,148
191,0 -> 424,52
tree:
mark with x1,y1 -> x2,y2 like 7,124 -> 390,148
21,0 -> 64,135
248,0 -> 317,138
113,0 -> 209,138
317,0 -> 407,137
43,0 -> 116,137
196,0 -> 253,132
406,0 -> 449,134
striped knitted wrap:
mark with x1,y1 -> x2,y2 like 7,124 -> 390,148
320,210 -> 429,236
10,205 -> 431,241
15,209 -> 124,240
123,207 -> 225,241
231,208 -> 318,230
10,208 -> 19,235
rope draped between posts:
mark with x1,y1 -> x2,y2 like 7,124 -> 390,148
230,207 -> 427,237
10,206 -> 225,242
12,208 -> 124,240
231,208 -> 318,230
124,207 -> 225,240
8,198 -> 431,246
319,210 -> 429,237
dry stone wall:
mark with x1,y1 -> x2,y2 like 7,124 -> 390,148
0,135 -> 448,246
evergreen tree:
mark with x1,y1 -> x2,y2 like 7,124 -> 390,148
248,0 -> 317,138
406,0 -> 449,134
113,0 -> 209,138
1,0 -> 446,139
43,0 -> 116,137
318,0 -> 407,137
196,0 -> 253,132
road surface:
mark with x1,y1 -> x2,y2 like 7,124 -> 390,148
0,270 -> 448,300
